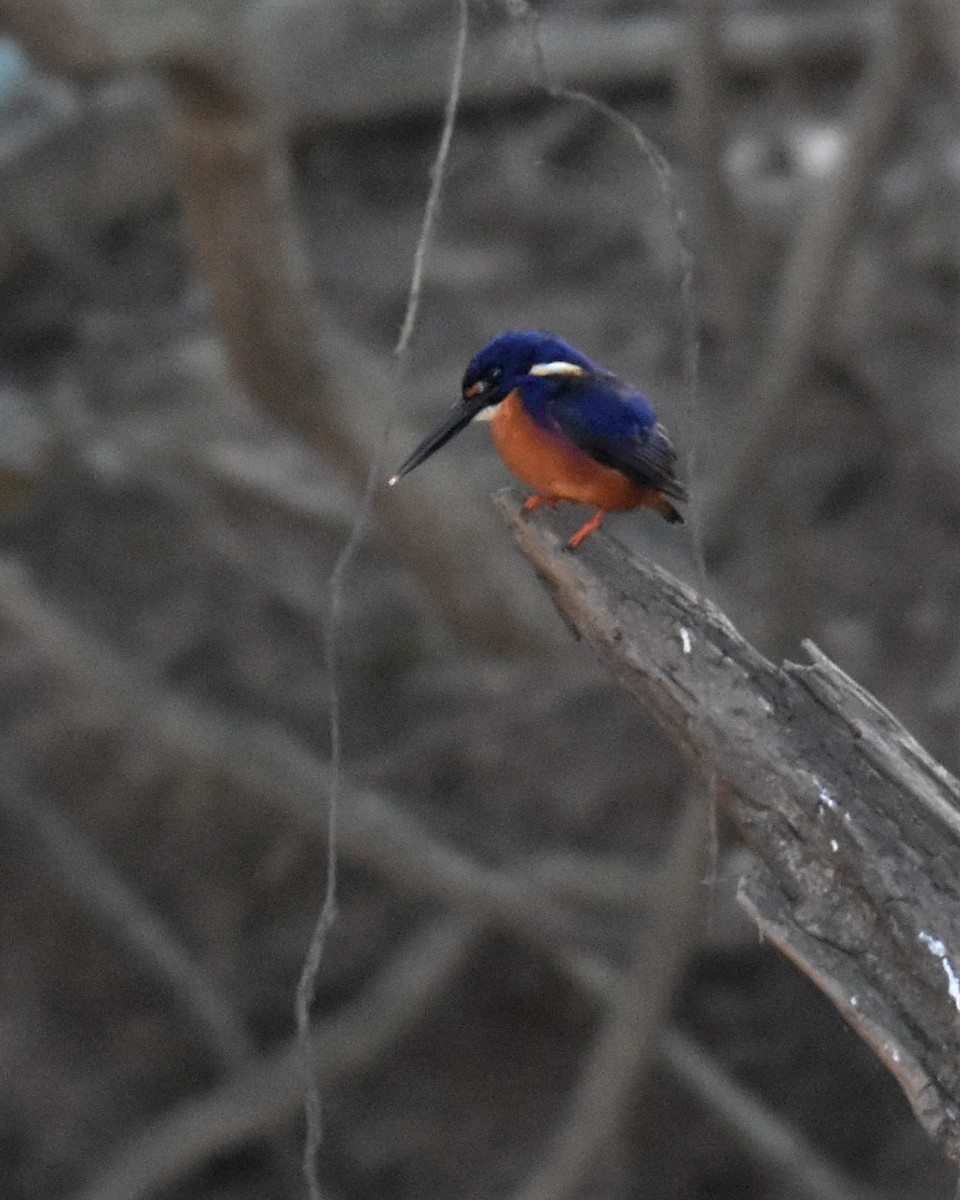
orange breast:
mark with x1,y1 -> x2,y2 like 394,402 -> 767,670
490,389 -> 653,512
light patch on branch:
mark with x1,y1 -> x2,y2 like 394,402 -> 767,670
919,933 -> 960,1017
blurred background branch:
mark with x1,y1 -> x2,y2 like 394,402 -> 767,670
706,0 -> 921,562
0,0 -> 554,651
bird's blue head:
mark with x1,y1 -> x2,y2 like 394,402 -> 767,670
389,331 -> 594,484
461,330 -> 594,415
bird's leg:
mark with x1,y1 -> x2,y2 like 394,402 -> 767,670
522,495 -> 558,513
567,509 -> 606,549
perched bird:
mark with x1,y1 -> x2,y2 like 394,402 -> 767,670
389,330 -> 686,549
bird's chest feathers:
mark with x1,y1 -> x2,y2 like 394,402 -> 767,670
489,389 -> 641,509
489,390 -> 563,482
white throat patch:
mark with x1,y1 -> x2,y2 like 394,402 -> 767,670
473,404 -> 499,422
529,361 -> 585,377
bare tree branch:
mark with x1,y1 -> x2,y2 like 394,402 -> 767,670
509,787 -> 708,1200
0,559 -> 613,962
4,1 -> 872,125
69,837 -> 877,1200
0,545 -> 915,1193
3,521 -> 871,1198
0,0 -> 556,652
676,0 -> 745,341
0,759 -> 252,1069
707,1 -> 919,558
167,56 -> 550,652
659,1027 -> 878,1200
80,916 -> 477,1200
497,487 -> 960,1166
263,6 -> 875,129
0,7 -> 887,293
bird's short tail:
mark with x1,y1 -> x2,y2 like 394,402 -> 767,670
651,493 -> 684,524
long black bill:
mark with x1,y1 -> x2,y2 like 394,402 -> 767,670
388,398 -> 486,485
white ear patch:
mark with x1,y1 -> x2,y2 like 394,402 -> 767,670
529,361 -> 585,377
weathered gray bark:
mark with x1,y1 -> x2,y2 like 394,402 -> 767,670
497,488 -> 960,1165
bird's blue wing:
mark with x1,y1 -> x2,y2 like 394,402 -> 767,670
550,373 -> 687,502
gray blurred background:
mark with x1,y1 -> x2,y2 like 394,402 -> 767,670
0,1 -> 958,1198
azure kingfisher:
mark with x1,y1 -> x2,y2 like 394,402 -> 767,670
389,330 -> 686,549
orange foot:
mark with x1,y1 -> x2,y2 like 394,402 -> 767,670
522,495 -> 559,513
567,509 -> 606,550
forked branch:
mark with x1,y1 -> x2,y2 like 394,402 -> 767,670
498,488 -> 960,1166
